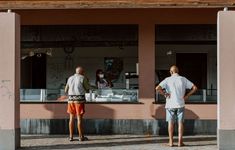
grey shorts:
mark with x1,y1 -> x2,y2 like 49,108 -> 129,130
166,107 -> 185,123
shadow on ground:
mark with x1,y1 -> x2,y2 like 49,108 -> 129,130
19,135 -> 216,150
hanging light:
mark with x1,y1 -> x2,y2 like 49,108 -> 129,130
36,53 -> 42,57
46,48 -> 53,56
29,50 -> 35,57
21,55 -> 28,60
166,50 -> 172,55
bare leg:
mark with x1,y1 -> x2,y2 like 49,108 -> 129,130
178,121 -> 184,146
77,114 -> 83,139
168,121 -> 174,146
69,114 -> 75,139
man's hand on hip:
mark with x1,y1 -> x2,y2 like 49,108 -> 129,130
183,95 -> 189,101
165,93 -> 171,99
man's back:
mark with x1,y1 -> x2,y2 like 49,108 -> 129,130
159,73 -> 193,108
156,65 -> 197,147
67,74 -> 86,96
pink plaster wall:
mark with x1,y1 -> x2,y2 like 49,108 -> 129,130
16,8 -> 219,25
218,11 -> 235,130
0,13 -> 20,129
20,102 -> 217,120
139,23 -> 155,98
18,8 -> 218,122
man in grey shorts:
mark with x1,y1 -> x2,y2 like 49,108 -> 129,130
156,65 -> 197,147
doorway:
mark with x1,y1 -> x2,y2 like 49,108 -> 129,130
176,53 -> 207,89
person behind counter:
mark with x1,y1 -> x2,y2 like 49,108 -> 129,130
95,69 -> 113,89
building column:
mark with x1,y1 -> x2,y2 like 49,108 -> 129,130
138,23 -> 155,99
0,13 -> 20,149
218,11 -> 235,150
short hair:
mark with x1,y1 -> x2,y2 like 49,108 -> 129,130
75,66 -> 84,75
170,65 -> 179,73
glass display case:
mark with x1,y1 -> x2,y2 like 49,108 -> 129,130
20,88 -> 138,102
20,89 -> 43,101
20,89 -> 63,102
85,89 -> 138,102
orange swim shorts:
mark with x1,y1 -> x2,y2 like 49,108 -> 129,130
67,102 -> 85,116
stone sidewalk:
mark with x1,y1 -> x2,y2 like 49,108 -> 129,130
19,135 -> 217,150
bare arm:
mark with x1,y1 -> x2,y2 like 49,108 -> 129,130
64,84 -> 69,95
184,85 -> 197,100
83,77 -> 92,92
155,85 -> 170,98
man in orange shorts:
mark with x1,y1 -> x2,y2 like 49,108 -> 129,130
65,66 -> 91,142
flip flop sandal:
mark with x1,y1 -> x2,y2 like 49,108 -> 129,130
178,143 -> 185,147
79,136 -> 89,141
69,137 -> 74,142
165,143 -> 174,147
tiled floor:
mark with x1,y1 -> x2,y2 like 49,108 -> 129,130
19,135 -> 217,150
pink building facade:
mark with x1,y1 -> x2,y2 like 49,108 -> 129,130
0,5 -> 234,150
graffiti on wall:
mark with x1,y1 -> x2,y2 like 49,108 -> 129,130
0,80 -> 13,100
